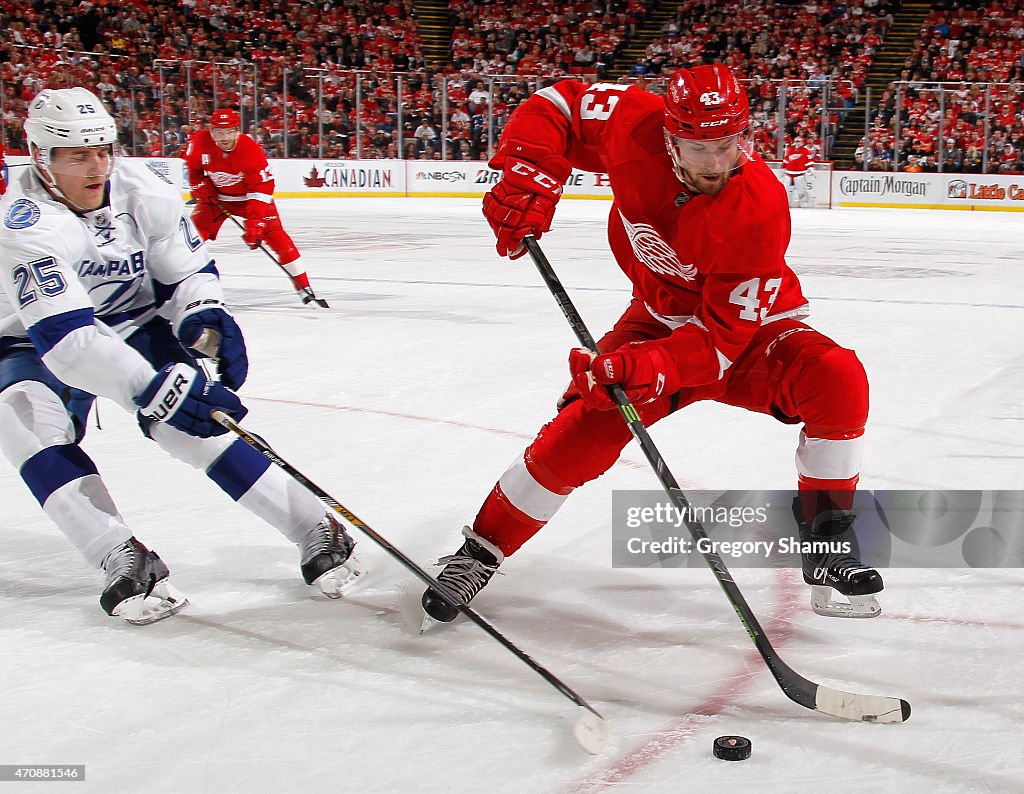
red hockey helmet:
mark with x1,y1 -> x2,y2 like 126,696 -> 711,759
210,108 -> 240,129
663,64 -> 753,192
664,64 -> 750,141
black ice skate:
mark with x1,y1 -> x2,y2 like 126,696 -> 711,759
100,538 -> 189,625
793,498 -> 883,618
298,286 -> 329,308
300,515 -> 363,598
421,526 -> 504,629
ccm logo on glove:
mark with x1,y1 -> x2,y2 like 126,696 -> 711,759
509,161 -> 563,193
569,344 -> 679,410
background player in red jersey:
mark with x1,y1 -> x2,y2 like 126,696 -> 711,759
422,63 -> 884,625
185,109 -> 325,306
782,136 -> 814,208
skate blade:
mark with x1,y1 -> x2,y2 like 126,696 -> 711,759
313,555 -> 364,599
419,612 -> 451,634
114,580 -> 189,625
810,586 -> 881,619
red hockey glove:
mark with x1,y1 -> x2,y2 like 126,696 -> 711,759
556,379 -> 581,412
243,215 -> 268,249
569,342 -> 681,411
189,178 -> 216,203
482,145 -> 571,259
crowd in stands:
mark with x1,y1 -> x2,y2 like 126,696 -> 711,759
448,1 -> 654,79
0,0 -> 1020,173
858,0 -> 1023,173
628,1 -> 899,161
437,0 -> 656,158
1,0 -> 428,159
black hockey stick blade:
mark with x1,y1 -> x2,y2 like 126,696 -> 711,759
522,236 -> 911,724
209,409 -> 609,752
771,651 -> 910,723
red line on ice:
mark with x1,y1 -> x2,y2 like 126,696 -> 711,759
886,613 -> 1023,630
249,395 -> 653,470
568,569 -> 803,792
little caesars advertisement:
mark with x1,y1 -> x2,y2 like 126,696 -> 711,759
833,171 -> 1024,211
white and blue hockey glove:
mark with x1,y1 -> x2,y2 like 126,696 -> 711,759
134,363 -> 247,438
178,307 -> 249,391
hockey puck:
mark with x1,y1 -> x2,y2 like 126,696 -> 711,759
713,735 -> 752,761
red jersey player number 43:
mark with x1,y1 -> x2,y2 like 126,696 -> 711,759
424,63 -> 883,629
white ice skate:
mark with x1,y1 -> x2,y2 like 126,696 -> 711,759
300,515 -> 363,598
100,538 -> 189,625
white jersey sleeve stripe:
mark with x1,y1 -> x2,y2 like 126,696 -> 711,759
27,307 -> 94,357
681,315 -> 733,379
535,86 -> 573,121
40,322 -> 155,411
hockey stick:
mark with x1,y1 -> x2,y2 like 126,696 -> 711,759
218,206 -> 330,308
209,408 -> 609,754
523,235 -> 911,724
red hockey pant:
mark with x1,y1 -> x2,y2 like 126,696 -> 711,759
475,301 -> 869,556
191,200 -> 302,267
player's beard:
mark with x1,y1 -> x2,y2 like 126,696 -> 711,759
682,168 -> 731,196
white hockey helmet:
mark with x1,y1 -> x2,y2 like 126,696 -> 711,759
24,88 -> 119,181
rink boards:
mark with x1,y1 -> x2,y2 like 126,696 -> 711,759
6,155 -> 1024,211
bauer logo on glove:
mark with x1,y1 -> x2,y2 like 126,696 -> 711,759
134,363 -> 247,438
139,366 -> 193,422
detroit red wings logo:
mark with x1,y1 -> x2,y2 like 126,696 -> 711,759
207,171 -> 245,187
618,210 -> 697,281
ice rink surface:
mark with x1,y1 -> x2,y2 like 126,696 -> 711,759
1,198 -> 1022,793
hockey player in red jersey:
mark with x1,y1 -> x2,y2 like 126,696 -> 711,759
184,109 -> 325,306
782,137 -> 814,208
422,64 -> 883,624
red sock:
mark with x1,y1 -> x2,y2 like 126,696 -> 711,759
798,474 -> 858,525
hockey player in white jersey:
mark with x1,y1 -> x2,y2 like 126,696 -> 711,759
0,88 -> 362,624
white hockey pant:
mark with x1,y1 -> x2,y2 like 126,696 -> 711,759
788,173 -> 810,207
148,422 -> 325,544
0,381 -> 130,567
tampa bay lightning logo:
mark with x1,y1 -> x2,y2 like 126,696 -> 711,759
4,199 -> 41,230
88,278 -> 142,315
